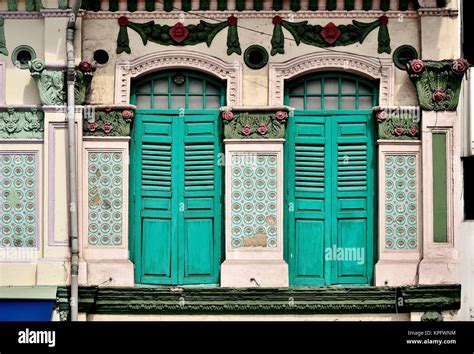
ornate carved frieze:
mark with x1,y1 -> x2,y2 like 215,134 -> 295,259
0,107 -> 44,139
271,15 -> 391,55
407,59 -> 469,111
116,16 -> 241,55
374,106 -> 420,140
29,58 -> 95,106
83,105 -> 135,137
222,110 -> 289,139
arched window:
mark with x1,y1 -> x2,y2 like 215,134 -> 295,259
285,73 -> 378,110
131,70 -> 226,110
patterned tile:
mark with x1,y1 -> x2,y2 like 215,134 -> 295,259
88,152 -> 123,246
231,153 -> 278,248
0,153 -> 38,248
384,155 -> 417,249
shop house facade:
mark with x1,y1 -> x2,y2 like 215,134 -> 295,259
0,0 -> 470,320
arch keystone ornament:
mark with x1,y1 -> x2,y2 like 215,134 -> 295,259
115,50 -> 242,106
269,51 -> 394,106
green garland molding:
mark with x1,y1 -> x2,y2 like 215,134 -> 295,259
83,106 -> 135,137
222,110 -> 288,139
374,107 -> 420,140
270,16 -> 391,56
55,285 -> 461,319
0,107 -> 44,139
0,17 -> 8,56
29,59 -> 95,106
116,16 -> 241,56
407,59 -> 469,111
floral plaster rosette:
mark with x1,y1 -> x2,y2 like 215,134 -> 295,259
375,107 -> 420,140
83,107 -> 135,137
407,58 -> 469,111
222,110 -> 289,139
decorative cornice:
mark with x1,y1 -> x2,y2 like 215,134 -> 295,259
269,51 -> 394,106
56,285 -> 461,318
115,50 -> 242,106
418,8 -> 458,17
0,106 -> 44,139
0,10 -> 75,19
83,10 -> 422,20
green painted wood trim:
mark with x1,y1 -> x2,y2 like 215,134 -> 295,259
56,285 -> 461,316
217,0 -> 227,10
380,0 -> 390,11
254,0 -> 263,11
327,0 -> 337,11
308,0 -> 318,11
432,133 -> 448,243
145,0 -> 155,11
363,0 -> 372,10
109,0 -> 119,11
273,0 -> 283,11
0,286 -> 57,300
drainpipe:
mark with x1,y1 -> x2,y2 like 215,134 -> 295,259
67,0 -> 82,322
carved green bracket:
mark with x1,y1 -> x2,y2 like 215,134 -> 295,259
0,107 -> 44,139
29,59 -> 95,106
271,15 -> 391,56
75,61 -> 95,105
0,17 -> 8,56
116,16 -> 241,55
58,0 -> 68,10
83,106 -> 135,137
222,110 -> 288,139
407,59 -> 469,111
29,59 -> 65,105
374,107 -> 420,140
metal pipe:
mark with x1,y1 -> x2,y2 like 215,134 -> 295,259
66,0 -> 82,322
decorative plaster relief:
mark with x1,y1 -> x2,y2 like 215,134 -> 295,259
0,107 -> 44,139
87,151 -> 124,246
0,152 -> 38,248
222,110 -> 288,139
83,106 -> 134,137
116,16 -> 241,56
271,15 -> 391,55
115,50 -> 242,106
269,51 -> 394,106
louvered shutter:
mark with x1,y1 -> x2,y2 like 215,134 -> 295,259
138,114 -> 177,284
287,115 -> 331,286
180,114 -> 222,284
331,115 -> 374,284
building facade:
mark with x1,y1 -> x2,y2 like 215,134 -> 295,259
0,0 -> 470,321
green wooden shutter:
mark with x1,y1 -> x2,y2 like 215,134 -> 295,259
287,114 -> 331,286
180,113 -> 222,284
138,114 -> 177,285
331,115 -> 374,284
